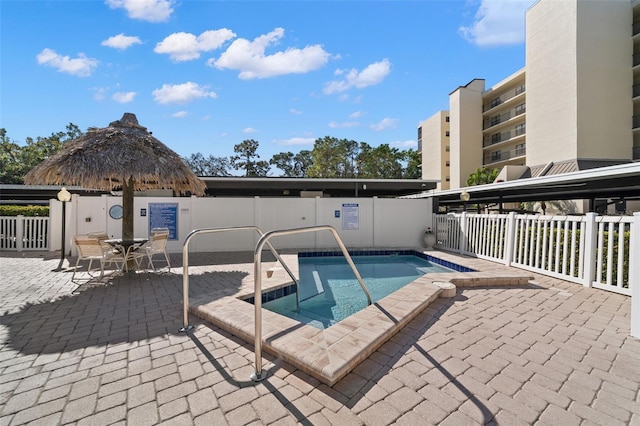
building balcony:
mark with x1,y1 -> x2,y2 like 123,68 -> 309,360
482,128 -> 525,148
634,145 -> 640,160
634,115 -> 640,129
482,84 -> 525,113
634,84 -> 640,98
484,111 -> 511,129
634,53 -> 640,67
483,146 -> 526,165
483,106 -> 526,131
634,21 -> 640,37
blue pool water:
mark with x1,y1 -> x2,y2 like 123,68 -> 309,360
262,253 -> 458,329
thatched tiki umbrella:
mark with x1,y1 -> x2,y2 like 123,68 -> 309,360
25,113 -> 206,241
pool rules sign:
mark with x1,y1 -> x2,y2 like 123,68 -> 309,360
342,203 -> 359,230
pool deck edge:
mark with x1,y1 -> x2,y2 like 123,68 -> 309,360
188,250 -> 535,386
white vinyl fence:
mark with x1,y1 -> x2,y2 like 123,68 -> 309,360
435,212 -> 639,297
0,215 -> 50,251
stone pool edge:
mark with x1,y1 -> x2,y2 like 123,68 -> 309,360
189,266 -> 534,386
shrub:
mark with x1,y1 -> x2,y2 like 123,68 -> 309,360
0,205 -> 50,217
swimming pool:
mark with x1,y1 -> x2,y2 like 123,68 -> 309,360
260,251 -> 470,329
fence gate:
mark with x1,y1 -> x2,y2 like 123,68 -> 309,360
0,216 -> 50,251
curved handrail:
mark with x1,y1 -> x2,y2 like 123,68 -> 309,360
181,226 -> 300,331
251,225 -> 372,381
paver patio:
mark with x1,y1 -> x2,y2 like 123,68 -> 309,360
1,250 -> 639,425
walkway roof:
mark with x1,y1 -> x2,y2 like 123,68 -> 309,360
0,178 -> 438,204
200,177 -> 437,197
416,162 -> 640,207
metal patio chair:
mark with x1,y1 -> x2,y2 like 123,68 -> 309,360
127,228 -> 171,272
71,235 -> 125,281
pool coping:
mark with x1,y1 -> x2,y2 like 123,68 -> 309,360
189,250 -> 534,386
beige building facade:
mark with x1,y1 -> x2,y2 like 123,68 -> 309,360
420,0 -> 637,190
418,111 -> 450,190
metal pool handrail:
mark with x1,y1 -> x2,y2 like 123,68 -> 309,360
180,226 -> 300,331
250,225 -> 372,381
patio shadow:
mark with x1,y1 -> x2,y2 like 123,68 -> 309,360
0,269 -> 248,355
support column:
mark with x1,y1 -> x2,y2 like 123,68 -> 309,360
630,212 -> 640,339
504,212 -> 517,267
459,211 -> 468,254
582,212 -> 597,288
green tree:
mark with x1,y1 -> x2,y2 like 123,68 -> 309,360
269,150 -> 313,177
0,129 -> 23,184
307,136 -> 359,178
466,166 -> 499,186
0,124 -> 82,184
183,153 -> 230,176
356,143 -> 404,179
231,139 -> 270,177
403,148 -> 422,179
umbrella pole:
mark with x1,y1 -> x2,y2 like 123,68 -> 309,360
121,177 -> 135,271
122,177 -> 134,240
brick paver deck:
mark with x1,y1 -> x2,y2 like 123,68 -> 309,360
1,250 -> 639,425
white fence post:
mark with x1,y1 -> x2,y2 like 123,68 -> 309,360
504,211 -> 516,267
630,212 -> 640,339
459,211 -> 468,254
582,212 -> 597,288
16,215 -> 24,252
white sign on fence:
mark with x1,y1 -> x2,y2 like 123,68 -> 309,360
342,203 -> 359,230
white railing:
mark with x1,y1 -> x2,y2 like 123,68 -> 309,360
435,212 -> 639,297
593,216 -> 634,295
511,214 -> 587,285
0,216 -> 50,251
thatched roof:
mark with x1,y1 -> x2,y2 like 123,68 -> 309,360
24,113 -> 206,196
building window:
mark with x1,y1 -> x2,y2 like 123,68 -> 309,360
515,143 -> 526,156
515,103 -> 526,116
490,97 -> 502,108
491,133 -> 501,144
515,122 -> 526,136
446,160 -> 450,167
417,127 -> 422,139
445,145 -> 450,152
445,116 -> 450,122
445,176 -> 450,182
515,84 -> 525,95
491,151 -> 502,161
445,131 -> 450,137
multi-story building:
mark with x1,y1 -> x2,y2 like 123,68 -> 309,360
420,0 -> 637,190
418,111 -> 450,190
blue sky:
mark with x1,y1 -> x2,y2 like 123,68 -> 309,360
1,0 -> 534,172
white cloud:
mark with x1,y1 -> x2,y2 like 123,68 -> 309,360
112,91 -> 136,103
390,140 -> 417,149
209,28 -> 331,79
276,137 -> 315,146
349,111 -> 365,119
328,121 -> 359,129
102,33 -> 142,50
155,29 -> 236,62
323,59 -> 391,94
289,108 -> 303,115
152,82 -> 217,105
36,48 -> 98,77
105,0 -> 174,23
243,128 -> 258,134
459,0 -> 535,47
93,87 -> 108,101
370,117 -> 398,131
172,111 -> 188,118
